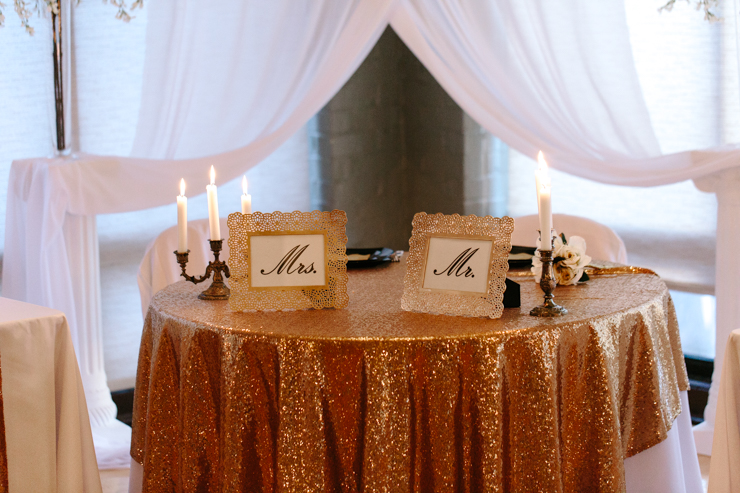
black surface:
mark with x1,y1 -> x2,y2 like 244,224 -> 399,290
508,245 -> 536,268
346,247 -> 396,268
685,355 -> 713,424
112,388 -> 134,426
503,278 -> 520,308
685,355 -> 713,382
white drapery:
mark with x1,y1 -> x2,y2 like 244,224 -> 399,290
391,0 -> 740,185
3,0 -> 738,463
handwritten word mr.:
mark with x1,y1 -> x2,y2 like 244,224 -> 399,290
261,245 -> 317,276
433,248 -> 479,278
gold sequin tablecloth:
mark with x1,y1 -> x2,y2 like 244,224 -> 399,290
0,357 -> 7,493
131,260 -> 688,493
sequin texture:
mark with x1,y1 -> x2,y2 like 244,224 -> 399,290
131,258 -> 688,492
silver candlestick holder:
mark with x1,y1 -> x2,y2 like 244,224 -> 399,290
530,249 -> 568,317
530,230 -> 567,317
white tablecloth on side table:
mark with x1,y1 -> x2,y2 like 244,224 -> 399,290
708,328 -> 740,492
0,297 -> 102,492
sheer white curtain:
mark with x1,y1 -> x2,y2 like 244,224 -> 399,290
391,0 -> 740,184
132,0 -> 396,165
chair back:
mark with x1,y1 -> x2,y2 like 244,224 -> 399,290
510,213 -> 627,263
138,218 -> 229,318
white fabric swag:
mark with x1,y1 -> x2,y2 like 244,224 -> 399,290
3,0 -> 740,463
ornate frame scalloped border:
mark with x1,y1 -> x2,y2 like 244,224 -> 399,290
401,213 -> 514,318
227,210 -> 349,311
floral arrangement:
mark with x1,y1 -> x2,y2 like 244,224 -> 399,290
659,0 -> 720,22
0,0 -> 142,34
532,233 -> 592,286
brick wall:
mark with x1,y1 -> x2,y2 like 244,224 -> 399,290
311,27 -> 496,250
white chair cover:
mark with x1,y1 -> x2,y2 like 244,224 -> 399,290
708,328 -> 740,492
510,213 -> 628,264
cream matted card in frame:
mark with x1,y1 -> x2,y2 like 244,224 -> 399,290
401,212 -> 515,318
227,210 -> 349,311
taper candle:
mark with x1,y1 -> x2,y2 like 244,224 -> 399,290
206,166 -> 220,240
535,151 -> 548,217
241,176 -> 252,214
538,183 -> 552,248
536,152 -> 553,249
177,178 -> 187,253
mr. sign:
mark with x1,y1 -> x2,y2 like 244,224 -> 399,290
422,237 -> 494,294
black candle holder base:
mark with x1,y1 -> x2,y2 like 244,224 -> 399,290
530,301 -> 568,317
198,282 -> 230,301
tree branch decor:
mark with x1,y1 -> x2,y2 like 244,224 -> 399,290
0,0 -> 143,33
0,0 -> 142,153
659,0 -> 721,22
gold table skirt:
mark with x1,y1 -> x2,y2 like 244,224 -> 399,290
131,260 -> 688,493
0,357 -> 7,493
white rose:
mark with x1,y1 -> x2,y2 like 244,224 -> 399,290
551,235 -> 566,258
554,263 -> 578,285
532,234 -> 592,285
568,235 -> 587,252
565,236 -> 591,267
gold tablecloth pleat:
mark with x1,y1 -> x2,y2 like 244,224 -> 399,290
0,355 -> 7,493
131,260 -> 688,493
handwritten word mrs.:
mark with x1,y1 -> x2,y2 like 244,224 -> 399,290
261,245 -> 317,276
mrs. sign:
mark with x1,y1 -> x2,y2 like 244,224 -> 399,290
227,210 -> 349,311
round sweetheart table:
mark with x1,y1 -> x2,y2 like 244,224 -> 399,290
129,258 -> 701,493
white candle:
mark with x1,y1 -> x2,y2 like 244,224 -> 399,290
206,166 -> 220,240
177,178 -> 187,253
241,175 -> 252,214
535,151 -> 547,217
536,151 -> 553,249
538,183 -> 552,249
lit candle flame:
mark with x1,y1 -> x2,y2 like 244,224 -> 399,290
537,151 -> 548,172
209,165 -> 216,186
179,178 -> 186,196
242,175 -> 248,195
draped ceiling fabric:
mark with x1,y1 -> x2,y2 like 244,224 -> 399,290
391,0 -> 740,185
2,0 -> 739,462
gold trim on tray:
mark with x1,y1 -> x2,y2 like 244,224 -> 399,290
227,210 -> 349,311
506,260 -> 659,279
401,212 -> 514,318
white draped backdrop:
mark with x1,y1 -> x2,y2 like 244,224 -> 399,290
3,0 -> 739,465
